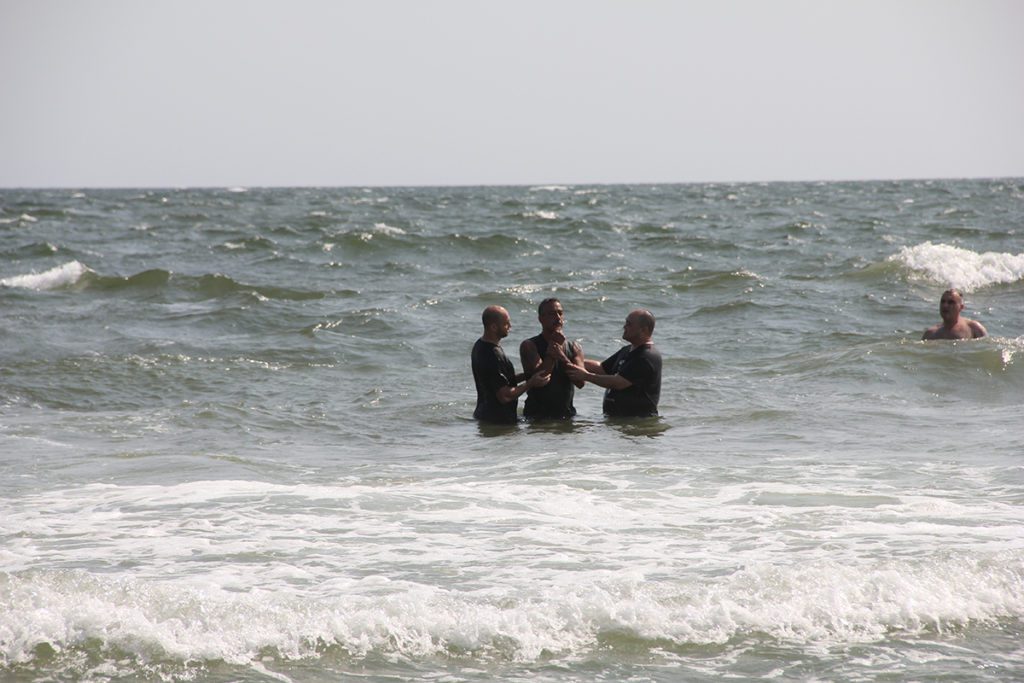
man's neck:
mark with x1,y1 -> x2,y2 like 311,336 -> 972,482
482,332 -> 502,345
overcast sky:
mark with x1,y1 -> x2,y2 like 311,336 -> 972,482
2,0 -> 1023,188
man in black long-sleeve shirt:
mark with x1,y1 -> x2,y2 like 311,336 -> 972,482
471,305 -> 550,424
566,309 -> 661,417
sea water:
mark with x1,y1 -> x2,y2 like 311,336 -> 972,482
1,180 -> 1022,681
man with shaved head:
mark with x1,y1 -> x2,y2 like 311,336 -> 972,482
471,306 -> 550,424
922,289 -> 988,340
567,309 -> 662,417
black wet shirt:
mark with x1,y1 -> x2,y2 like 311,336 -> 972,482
471,339 -> 518,424
601,343 -> 662,417
523,334 -> 577,419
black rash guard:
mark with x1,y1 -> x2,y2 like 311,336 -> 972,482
600,343 -> 661,417
472,338 -> 518,424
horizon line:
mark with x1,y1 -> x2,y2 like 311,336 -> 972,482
2,173 -> 1022,192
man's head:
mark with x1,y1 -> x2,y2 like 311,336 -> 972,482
939,289 -> 964,324
482,305 -> 511,340
537,298 -> 565,334
622,309 -> 655,345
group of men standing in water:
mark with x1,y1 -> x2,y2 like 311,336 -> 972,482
472,287 -> 987,425
471,298 -> 662,424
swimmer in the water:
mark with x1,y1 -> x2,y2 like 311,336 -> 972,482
921,288 -> 988,340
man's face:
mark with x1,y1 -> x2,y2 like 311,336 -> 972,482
622,314 -> 642,343
538,302 -> 564,333
497,310 -> 512,339
940,291 -> 963,321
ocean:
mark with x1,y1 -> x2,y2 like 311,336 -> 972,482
1,179 -> 1022,682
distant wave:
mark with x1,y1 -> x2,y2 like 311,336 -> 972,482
522,210 -> 559,221
669,268 -> 764,292
191,274 -> 325,300
0,261 -> 323,300
218,236 -> 277,251
0,260 -> 89,290
891,242 -> 1024,291
0,241 -> 59,258
322,224 -> 410,249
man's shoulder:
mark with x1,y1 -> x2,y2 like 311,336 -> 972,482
967,319 -> 988,338
606,345 -> 630,361
632,343 -> 661,361
473,338 -> 502,359
520,335 -> 541,349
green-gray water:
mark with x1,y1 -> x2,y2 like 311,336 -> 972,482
2,180 -> 1023,681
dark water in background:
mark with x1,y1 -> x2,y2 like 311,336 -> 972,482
1,180 -> 1023,681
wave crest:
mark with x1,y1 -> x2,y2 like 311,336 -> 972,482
2,550 -> 1021,674
0,261 -> 90,290
891,242 -> 1024,292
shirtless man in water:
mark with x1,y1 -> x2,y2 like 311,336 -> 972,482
922,289 -> 988,340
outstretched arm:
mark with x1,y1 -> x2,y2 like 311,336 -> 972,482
564,363 -> 633,390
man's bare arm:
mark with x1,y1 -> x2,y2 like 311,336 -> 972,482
568,341 -> 585,388
565,364 -> 632,390
519,339 -> 542,375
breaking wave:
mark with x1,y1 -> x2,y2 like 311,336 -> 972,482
891,242 -> 1024,291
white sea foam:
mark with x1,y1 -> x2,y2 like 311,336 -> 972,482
892,242 -> 1024,292
0,260 -> 89,290
2,471 -> 1022,670
371,222 -> 406,236
1,551 -> 1021,668
0,213 -> 38,225
356,223 -> 407,241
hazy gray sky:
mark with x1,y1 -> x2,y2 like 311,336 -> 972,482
2,0 -> 1023,187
